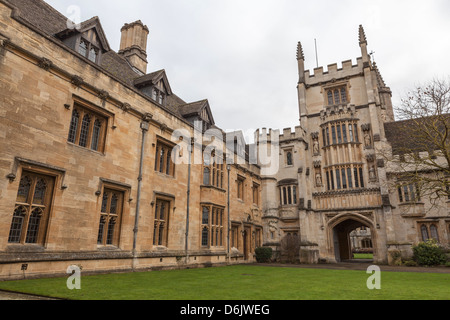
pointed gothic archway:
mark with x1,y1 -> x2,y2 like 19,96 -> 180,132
328,213 -> 376,263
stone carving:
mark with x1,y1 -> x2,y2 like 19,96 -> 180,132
369,165 -> 377,181
38,57 -> 53,71
316,173 -> 323,187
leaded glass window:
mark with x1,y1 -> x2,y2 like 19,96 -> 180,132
8,172 -> 54,245
68,104 -> 107,152
97,188 -> 123,247
153,199 -> 170,247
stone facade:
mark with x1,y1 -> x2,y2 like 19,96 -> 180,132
257,26 -> 450,265
0,0 -> 262,280
0,1 -> 448,280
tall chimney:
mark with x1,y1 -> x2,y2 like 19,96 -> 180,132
119,20 -> 149,74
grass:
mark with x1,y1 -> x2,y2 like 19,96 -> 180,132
0,265 -> 448,300
353,253 -> 374,259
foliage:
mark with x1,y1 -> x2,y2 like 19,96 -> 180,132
383,77 -> 450,207
412,240 -> 447,266
254,247 -> 273,263
403,260 -> 418,267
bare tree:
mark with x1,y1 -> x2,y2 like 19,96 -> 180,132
382,77 -> 450,206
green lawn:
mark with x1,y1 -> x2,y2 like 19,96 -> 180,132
353,253 -> 374,259
0,265 -> 448,300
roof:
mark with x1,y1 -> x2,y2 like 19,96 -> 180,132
4,0 -> 197,122
7,0 -> 68,35
5,0 -> 257,157
384,115 -> 450,155
56,16 -> 111,52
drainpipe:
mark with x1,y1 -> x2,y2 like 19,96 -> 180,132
185,137 -> 194,264
227,164 -> 231,263
132,115 -> 151,270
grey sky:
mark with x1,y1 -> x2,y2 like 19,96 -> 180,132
46,0 -> 450,141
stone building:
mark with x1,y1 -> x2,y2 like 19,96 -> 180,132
0,0 -> 448,280
0,0 -> 263,280
257,25 -> 450,264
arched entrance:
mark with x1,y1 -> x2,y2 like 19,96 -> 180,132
329,214 -> 376,263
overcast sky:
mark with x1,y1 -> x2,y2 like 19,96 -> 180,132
47,0 -> 450,141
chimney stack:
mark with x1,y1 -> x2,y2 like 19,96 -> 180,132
119,20 -> 149,74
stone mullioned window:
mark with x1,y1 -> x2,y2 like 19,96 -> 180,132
68,103 -> 108,153
201,206 -> 224,248
8,171 -> 55,245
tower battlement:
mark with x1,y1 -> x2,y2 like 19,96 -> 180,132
255,126 -> 307,144
304,57 -> 364,86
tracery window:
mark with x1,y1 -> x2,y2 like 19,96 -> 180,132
155,140 -> 175,177
68,104 -> 107,153
325,165 -> 364,191
202,153 -> 224,188
326,86 -> 348,106
420,224 -> 440,243
286,150 -> 293,166
8,172 -> 55,245
201,205 -> 224,248
77,38 -> 99,63
398,183 -> 420,203
97,188 -> 124,246
153,199 -> 171,247
280,185 -> 298,206
322,121 -> 360,147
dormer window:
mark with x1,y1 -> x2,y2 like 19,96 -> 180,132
78,40 -> 87,57
57,17 -> 110,66
88,47 -> 99,63
77,38 -> 99,63
151,87 -> 166,106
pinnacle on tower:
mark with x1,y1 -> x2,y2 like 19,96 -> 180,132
297,42 -> 305,61
359,25 -> 367,45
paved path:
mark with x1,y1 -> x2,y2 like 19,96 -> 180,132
0,290 -> 58,300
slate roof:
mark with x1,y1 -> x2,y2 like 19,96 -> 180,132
384,115 -> 450,155
5,0 -> 197,123
5,0 -> 255,151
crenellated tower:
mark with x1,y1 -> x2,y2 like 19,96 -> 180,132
260,25 -> 395,264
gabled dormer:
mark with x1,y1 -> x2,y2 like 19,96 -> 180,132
134,69 -> 173,106
178,99 -> 215,132
56,16 -> 111,64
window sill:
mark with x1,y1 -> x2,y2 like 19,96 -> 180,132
398,202 -> 424,206
6,244 -> 45,253
97,245 -> 120,251
67,142 -> 105,156
201,185 -> 226,193
153,246 -> 168,251
155,171 -> 175,179
279,204 -> 298,208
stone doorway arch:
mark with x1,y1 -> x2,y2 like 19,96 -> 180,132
327,213 -> 376,263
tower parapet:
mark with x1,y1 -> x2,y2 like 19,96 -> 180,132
304,57 -> 364,87
255,126 -> 307,145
